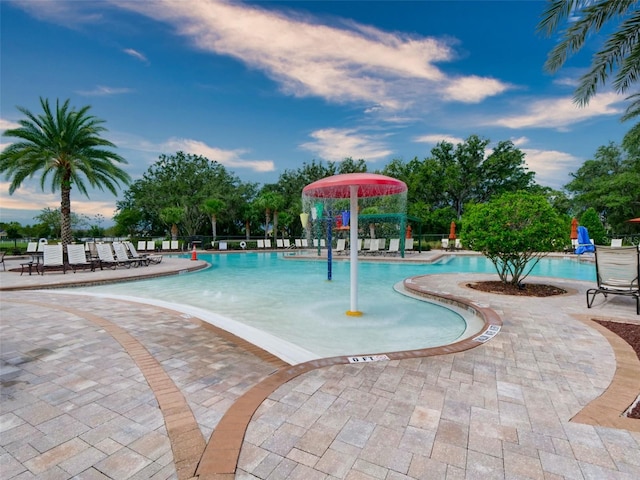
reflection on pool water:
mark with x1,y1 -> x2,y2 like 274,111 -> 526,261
71,253 -> 595,363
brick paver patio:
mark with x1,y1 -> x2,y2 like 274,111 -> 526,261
1,253 -> 638,479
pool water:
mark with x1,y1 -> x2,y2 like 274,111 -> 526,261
71,253 -> 595,362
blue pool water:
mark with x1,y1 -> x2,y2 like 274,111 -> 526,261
71,253 -> 595,362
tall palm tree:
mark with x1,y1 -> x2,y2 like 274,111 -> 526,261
0,97 -> 130,245
537,0 -> 640,120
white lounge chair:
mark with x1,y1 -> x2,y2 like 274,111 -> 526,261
276,239 -> 284,248
124,241 -> 151,266
38,244 -> 65,275
301,239 -> 309,248
219,241 -> 228,250
441,238 -> 449,249
405,238 -> 414,252
146,240 -> 156,252
257,239 -> 265,249
137,240 -> 147,252
365,238 -> 380,255
113,242 -> 142,267
386,238 -> 400,255
455,239 -> 462,250
170,240 -> 179,251
335,238 -> 346,254
284,239 -> 292,248
265,239 -> 272,248
587,246 -> 639,314
295,239 -> 302,248
67,244 -> 93,272
96,243 -> 125,269
162,240 -> 171,251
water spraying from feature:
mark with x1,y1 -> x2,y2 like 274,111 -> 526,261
302,173 -> 408,316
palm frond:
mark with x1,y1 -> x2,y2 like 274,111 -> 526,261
542,0 -> 636,74
621,92 -> 640,120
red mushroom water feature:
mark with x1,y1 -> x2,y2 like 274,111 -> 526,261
302,173 -> 407,316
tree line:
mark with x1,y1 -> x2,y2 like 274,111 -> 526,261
110,131 -> 639,245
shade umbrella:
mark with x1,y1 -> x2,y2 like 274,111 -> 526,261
570,218 -> 578,239
303,173 -> 407,316
449,221 -> 456,240
626,217 -> 640,223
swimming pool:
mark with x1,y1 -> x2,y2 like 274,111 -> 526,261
70,253 -> 595,363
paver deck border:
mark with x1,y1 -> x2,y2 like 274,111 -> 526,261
571,315 -> 640,432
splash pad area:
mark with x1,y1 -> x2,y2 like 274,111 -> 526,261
302,173 -> 408,316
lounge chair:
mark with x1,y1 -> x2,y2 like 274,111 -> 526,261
38,244 -> 65,275
219,241 -> 228,250
365,238 -> 380,255
265,239 -> 272,248
610,238 -> 623,247
586,246 -> 639,315
386,238 -> 400,255
26,242 -> 38,262
257,239 -> 265,249
301,239 -> 309,248
295,239 -> 302,248
405,238 -> 414,253
276,239 -> 284,248
84,242 -> 98,261
441,238 -> 449,250
124,241 -> 151,266
455,239 -> 462,250
96,243 -> 126,269
335,238 -> 346,254
146,240 -> 156,252
162,240 -> 171,251
0,251 -> 5,271
284,239 -> 292,248
170,240 -> 179,251
137,240 -> 147,252
67,244 -> 94,272
113,242 -> 143,267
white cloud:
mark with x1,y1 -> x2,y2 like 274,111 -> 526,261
300,128 -> 393,161
123,48 -> 149,64
111,0 -> 509,109
510,136 -> 529,147
9,0 -> 104,26
162,138 -> 275,172
413,133 -> 464,145
76,85 -> 133,96
0,118 -> 21,131
489,92 -> 624,130
443,76 -> 511,103
522,148 -> 581,190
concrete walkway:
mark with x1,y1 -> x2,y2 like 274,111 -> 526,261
1,252 -> 639,479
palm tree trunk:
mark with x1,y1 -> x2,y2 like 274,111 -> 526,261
265,210 -> 271,240
60,185 -> 73,246
211,215 -> 217,242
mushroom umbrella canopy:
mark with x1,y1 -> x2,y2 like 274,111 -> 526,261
303,173 -> 407,316
449,221 -> 457,240
627,218 -> 640,223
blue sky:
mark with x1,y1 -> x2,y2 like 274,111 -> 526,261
0,0 -> 632,227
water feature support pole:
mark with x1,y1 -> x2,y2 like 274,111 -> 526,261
327,211 -> 332,281
347,185 -> 361,316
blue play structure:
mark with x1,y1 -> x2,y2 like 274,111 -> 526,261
575,226 -> 595,254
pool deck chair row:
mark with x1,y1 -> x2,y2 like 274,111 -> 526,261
586,245 -> 639,315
